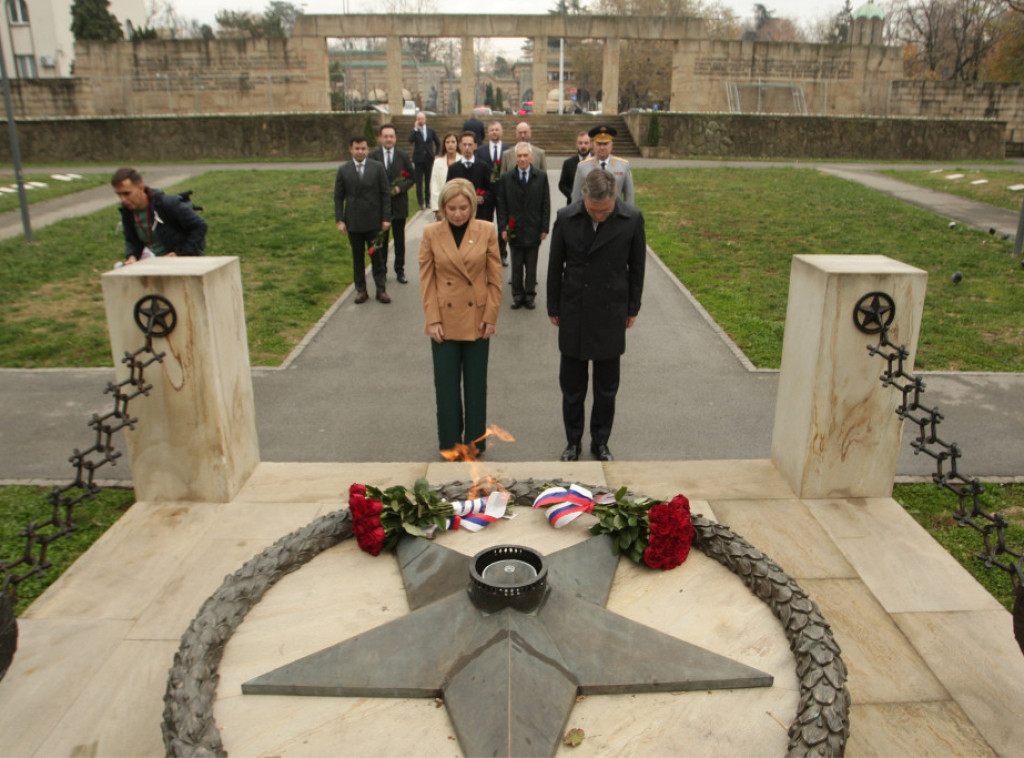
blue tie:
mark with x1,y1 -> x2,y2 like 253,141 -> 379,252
520,171 -> 528,188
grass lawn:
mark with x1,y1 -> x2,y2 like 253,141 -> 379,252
0,486 -> 135,615
0,173 -> 109,213
892,482 -> 1023,612
882,168 -> 1024,212
0,170 -> 351,367
635,167 -> 1024,371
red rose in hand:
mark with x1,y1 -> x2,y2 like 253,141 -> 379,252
508,218 -> 516,229
401,170 -> 411,178
476,188 -> 486,196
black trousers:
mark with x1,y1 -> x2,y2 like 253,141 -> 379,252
382,216 -> 406,275
559,353 -> 620,447
413,161 -> 431,207
509,245 -> 538,303
348,231 -> 386,294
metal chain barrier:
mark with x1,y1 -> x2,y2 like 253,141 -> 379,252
0,295 -> 176,682
854,292 -> 1024,655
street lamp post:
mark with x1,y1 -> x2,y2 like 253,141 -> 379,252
0,34 -> 32,241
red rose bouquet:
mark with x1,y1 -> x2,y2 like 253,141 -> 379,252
505,217 -> 517,243
348,478 -> 509,557
535,485 -> 693,570
490,159 -> 502,182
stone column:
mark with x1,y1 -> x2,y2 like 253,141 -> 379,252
602,37 -> 620,115
532,36 -> 548,113
387,35 -> 404,119
460,36 -> 475,115
101,257 -> 260,503
669,39 -> 693,113
770,255 -> 928,498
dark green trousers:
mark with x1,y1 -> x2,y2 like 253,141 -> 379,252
431,338 -> 490,454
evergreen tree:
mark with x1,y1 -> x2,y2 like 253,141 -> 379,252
71,0 -> 124,42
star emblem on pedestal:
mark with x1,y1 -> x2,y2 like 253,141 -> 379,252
853,291 -> 895,335
133,295 -> 177,337
243,536 -> 773,757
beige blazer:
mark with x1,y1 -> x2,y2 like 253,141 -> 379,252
419,218 -> 502,341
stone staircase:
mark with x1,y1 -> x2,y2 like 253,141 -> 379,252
388,114 -> 640,158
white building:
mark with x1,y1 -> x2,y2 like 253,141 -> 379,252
2,0 -> 146,79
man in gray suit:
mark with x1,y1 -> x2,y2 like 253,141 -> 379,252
501,122 -> 547,173
335,136 -> 392,304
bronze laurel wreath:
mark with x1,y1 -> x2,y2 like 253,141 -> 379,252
163,479 -> 849,757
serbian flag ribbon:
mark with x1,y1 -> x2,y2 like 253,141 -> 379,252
449,491 -> 510,532
532,484 -> 596,528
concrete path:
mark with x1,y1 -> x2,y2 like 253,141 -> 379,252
1,161 -> 1022,482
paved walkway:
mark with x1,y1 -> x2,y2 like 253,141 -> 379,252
1,161 -> 1022,482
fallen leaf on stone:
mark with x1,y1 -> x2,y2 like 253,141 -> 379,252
563,728 -> 585,748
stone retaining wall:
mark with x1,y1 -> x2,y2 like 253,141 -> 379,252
0,112 -> 1004,162
888,80 -> 1024,147
626,112 -> 1004,160
0,113 -> 381,163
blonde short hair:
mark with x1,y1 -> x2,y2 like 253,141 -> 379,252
439,178 -> 478,215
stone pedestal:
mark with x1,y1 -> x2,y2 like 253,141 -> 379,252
770,255 -> 927,498
101,257 -> 260,502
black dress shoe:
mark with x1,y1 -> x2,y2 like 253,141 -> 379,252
560,443 -> 581,461
591,443 -> 613,461
397,273 -> 408,284
510,300 -> 524,310
524,300 -> 536,310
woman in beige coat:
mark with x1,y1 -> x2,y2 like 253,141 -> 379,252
419,178 -> 502,457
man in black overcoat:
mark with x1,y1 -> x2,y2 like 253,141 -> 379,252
496,142 -> 550,309
547,169 -> 645,462
369,123 -> 416,284
446,131 -> 494,221
335,136 -> 392,304
408,111 -> 441,210
558,130 -> 592,205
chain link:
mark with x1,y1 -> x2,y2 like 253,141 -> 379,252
0,338 -> 165,597
862,296 -> 1024,653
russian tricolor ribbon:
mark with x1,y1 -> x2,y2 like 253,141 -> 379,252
448,491 -> 510,532
532,484 -> 597,528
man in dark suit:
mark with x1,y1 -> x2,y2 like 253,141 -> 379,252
446,131 -> 493,221
369,123 -> 415,284
558,130 -> 592,205
408,111 -> 440,211
335,136 -> 392,304
496,142 -> 550,310
547,169 -> 646,462
476,120 -> 511,266
475,120 -> 507,168
462,114 -> 485,145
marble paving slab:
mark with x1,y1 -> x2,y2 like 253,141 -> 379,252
1,459 -> 1022,758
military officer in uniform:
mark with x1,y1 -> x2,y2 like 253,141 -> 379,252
570,125 -> 634,205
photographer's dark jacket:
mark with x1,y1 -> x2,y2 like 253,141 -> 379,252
119,187 -> 207,260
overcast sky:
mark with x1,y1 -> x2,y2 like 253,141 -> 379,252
168,0 -> 845,46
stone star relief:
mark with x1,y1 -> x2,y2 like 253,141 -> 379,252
243,535 -> 773,757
